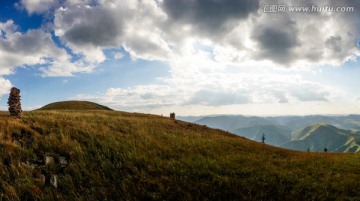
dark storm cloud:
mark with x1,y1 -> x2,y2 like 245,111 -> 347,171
57,6 -> 122,47
252,18 -> 299,65
161,0 -> 259,32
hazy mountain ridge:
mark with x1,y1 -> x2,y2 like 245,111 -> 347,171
283,124 -> 360,153
231,125 -> 292,146
195,115 -> 274,130
268,115 -> 360,131
193,115 -> 360,152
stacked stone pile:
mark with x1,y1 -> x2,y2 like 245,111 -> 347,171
7,87 -> 22,117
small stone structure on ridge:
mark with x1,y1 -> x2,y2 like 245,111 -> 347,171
170,112 -> 175,119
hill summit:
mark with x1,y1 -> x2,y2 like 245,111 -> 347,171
38,100 -> 112,111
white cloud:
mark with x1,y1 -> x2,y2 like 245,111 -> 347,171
20,0 -> 58,14
9,0 -> 357,78
0,77 -> 12,97
54,0 -> 170,62
2,0 -> 357,78
71,58 -> 342,114
54,5 -> 115,64
0,20 -> 96,76
72,85 -> 183,110
1,0 -> 359,114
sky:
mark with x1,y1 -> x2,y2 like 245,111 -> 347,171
0,0 -> 359,116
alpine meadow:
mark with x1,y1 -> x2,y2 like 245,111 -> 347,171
1,101 -> 360,200
0,0 -> 360,200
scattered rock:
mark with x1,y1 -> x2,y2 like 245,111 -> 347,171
50,175 -> 58,188
59,156 -> 68,166
45,155 -> 55,166
26,152 -> 69,188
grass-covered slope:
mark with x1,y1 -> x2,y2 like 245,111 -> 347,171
283,124 -> 360,152
231,125 -> 292,146
38,100 -> 112,111
1,111 -> 360,200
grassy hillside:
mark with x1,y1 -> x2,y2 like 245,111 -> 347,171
231,125 -> 292,146
283,124 -> 360,152
1,110 -> 360,200
38,100 -> 112,111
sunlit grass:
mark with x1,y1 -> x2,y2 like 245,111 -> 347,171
0,110 -> 360,200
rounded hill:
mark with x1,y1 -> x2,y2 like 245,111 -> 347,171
38,101 -> 113,111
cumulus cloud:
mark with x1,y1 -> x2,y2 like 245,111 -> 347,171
0,20 -> 65,74
248,0 -> 360,66
53,0 -> 171,62
20,0 -> 58,14
54,5 -> 118,63
72,85 -> 184,110
39,60 -> 96,76
1,0 -> 359,112
159,0 -> 358,66
251,15 -> 299,65
161,0 -> 259,36
9,0 -> 358,71
0,20 -> 95,76
10,0 -> 354,79
72,62 -> 341,112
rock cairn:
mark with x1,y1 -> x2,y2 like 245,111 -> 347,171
170,112 -> 175,119
8,87 -> 22,117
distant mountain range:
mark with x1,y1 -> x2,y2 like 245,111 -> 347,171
283,124 -> 360,152
178,114 -> 360,153
231,125 -> 292,146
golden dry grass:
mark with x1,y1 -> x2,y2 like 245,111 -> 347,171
0,110 -> 360,200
